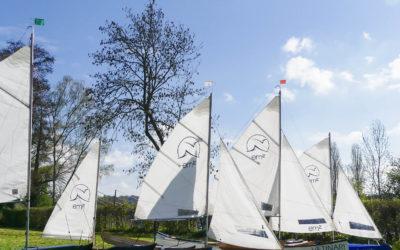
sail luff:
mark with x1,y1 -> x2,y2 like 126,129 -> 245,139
25,28 -> 34,249
135,97 -> 210,221
92,137 -> 102,244
204,93 -> 212,247
278,89 -> 282,239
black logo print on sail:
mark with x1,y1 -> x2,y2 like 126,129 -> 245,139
304,165 -> 320,183
70,184 -> 91,209
246,134 -> 270,161
177,136 -> 200,168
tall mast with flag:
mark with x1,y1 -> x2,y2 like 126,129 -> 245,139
277,79 -> 285,239
25,17 -> 44,249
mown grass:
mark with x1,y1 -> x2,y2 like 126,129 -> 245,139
0,227 -> 153,250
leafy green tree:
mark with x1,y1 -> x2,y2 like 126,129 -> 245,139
385,157 -> 400,198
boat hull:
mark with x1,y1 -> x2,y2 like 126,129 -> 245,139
26,244 -> 93,250
285,240 -> 349,250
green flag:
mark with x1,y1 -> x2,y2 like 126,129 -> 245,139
34,18 -> 44,26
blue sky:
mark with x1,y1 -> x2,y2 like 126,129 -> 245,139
1,0 -> 400,195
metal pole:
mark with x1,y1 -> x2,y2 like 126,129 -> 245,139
278,88 -> 282,240
204,94 -> 212,247
329,132 -> 335,241
25,25 -> 34,250
92,138 -> 102,245
113,189 -> 117,207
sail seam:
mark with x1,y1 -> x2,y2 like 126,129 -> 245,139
0,86 -> 29,108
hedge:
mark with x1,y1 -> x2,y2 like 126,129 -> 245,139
1,198 -> 398,244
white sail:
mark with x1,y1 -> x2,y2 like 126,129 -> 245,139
0,47 -> 30,203
270,134 -> 334,233
230,96 -> 280,216
333,167 -> 382,239
135,97 -> 210,220
299,137 -> 332,216
43,140 -> 100,240
209,141 -> 281,250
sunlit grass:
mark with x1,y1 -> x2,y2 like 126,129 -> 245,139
0,227 -> 153,249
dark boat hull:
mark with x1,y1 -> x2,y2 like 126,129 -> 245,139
26,244 -> 93,250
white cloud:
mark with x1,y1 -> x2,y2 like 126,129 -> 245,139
285,56 -> 334,95
365,56 -> 374,64
104,149 -> 135,171
363,32 -> 372,41
282,37 -> 313,54
309,130 -> 363,164
362,54 -> 400,90
339,71 -> 354,82
223,92 -> 234,103
389,122 -> 400,136
204,80 -> 213,87
385,0 -> 400,6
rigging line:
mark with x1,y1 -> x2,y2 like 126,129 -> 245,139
65,214 -> 73,241
0,86 -> 29,108
231,147 -> 260,165
253,121 -> 280,146
284,100 -> 308,152
178,121 -> 208,145
303,152 -> 330,170
17,26 -> 30,44
228,95 -> 273,146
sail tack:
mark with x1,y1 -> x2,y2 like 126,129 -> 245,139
230,96 -> 280,216
43,140 -> 100,240
271,134 -> 334,233
135,97 -> 210,220
333,167 -> 382,239
299,137 -> 333,216
0,47 -> 30,204
209,141 -> 281,250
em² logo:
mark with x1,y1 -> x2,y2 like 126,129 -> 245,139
304,165 -> 320,183
177,136 -> 200,168
70,184 -> 91,210
246,134 -> 270,161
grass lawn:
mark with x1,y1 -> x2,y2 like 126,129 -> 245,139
0,227 -> 153,250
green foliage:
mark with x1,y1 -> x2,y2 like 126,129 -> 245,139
364,198 -> 400,244
0,227 -> 112,249
393,239 -> 400,250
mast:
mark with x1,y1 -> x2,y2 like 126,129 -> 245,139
25,25 -> 34,250
278,87 -> 282,239
204,93 -> 212,247
92,137 -> 102,245
328,132 -> 335,241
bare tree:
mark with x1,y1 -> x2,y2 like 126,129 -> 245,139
330,142 -> 342,198
48,76 -> 98,204
362,120 -> 390,196
91,0 -> 203,177
349,143 -> 365,195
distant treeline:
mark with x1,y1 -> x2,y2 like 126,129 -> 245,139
0,198 -> 399,245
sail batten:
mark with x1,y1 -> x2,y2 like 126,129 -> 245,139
0,46 -> 30,204
135,97 -> 210,220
